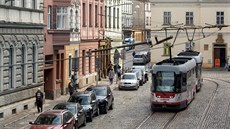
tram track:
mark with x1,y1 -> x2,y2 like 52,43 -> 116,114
196,78 -> 219,129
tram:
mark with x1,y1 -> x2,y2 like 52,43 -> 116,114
150,57 -> 197,111
177,50 -> 203,91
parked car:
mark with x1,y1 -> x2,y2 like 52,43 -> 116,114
131,68 -> 144,85
85,85 -> 114,114
133,52 -> 147,65
53,102 -> 86,128
68,91 -> 99,122
119,73 -> 139,90
29,110 -> 75,129
132,65 -> 149,82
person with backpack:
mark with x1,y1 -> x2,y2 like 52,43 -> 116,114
35,88 -> 44,113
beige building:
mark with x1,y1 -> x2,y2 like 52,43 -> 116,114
150,0 -> 230,68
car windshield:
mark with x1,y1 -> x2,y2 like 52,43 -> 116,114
122,75 -> 135,79
134,55 -> 142,58
53,105 -> 76,114
155,71 -> 175,92
78,96 -> 90,105
34,115 -> 62,125
94,88 -> 106,96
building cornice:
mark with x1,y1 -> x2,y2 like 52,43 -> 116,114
0,4 -> 44,13
0,21 -> 44,29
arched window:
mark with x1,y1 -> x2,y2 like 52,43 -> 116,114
9,45 -> 14,89
32,44 -> 37,83
21,44 -> 26,85
75,10 -> 78,31
70,9 -> 73,29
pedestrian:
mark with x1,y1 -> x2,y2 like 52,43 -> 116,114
35,88 -> 44,113
108,68 -> 115,85
117,67 -> 121,81
132,51 -> 136,57
71,71 -> 78,89
68,80 -> 75,96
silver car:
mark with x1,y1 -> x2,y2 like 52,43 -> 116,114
133,53 -> 147,65
118,73 -> 139,90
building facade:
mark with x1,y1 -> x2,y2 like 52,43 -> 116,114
79,0 -> 105,87
132,0 -> 146,42
64,0 -> 81,91
0,0 -> 44,118
44,0 -> 74,99
150,0 -> 230,68
121,0 -> 133,39
105,0 -> 122,70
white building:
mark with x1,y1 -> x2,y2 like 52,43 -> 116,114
150,0 -> 230,68
0,0 -> 44,118
121,0 -> 133,38
105,0 -> 122,66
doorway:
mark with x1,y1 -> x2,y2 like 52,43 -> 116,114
214,44 -> 226,67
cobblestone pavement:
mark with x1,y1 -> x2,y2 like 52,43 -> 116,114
1,70 -> 230,129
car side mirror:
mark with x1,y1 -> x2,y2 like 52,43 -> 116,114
108,93 -> 111,96
91,100 -> 96,103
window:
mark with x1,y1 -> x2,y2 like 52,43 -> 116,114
56,7 -> 68,29
117,8 -> 119,28
89,4 -> 92,27
150,17 -> 151,26
146,17 -> 149,26
216,11 -> 224,25
70,9 -> 74,29
82,3 -> 86,26
0,48 -> 2,91
185,12 -> 193,25
113,7 -> 116,28
75,10 -> 79,30
21,45 -> 26,85
21,0 -> 26,7
95,5 -> 98,27
88,49 -> 91,73
100,6 -> 103,27
68,55 -> 72,77
163,12 -> 171,25
32,0 -> 36,9
47,6 -> 52,29
72,50 -> 78,72
9,45 -> 14,89
105,6 -> 107,28
32,44 -> 37,83
204,44 -> 209,51
109,7 -> 111,28
155,71 -> 175,92
82,50 -> 85,75
163,43 -> 171,56
5,0 -> 15,6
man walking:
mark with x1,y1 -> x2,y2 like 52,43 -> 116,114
68,80 -> 75,96
108,68 -> 115,85
35,88 -> 44,113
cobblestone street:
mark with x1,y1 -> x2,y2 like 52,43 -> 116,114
1,70 -> 230,129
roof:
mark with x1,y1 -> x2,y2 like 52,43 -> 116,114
177,50 -> 203,64
54,102 -> 77,107
40,110 -> 67,115
152,57 -> 196,74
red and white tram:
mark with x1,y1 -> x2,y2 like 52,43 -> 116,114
151,57 -> 197,111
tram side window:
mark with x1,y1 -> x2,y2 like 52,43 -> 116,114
151,74 -> 155,92
181,73 -> 187,91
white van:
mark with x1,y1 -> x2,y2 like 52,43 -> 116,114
132,65 -> 149,82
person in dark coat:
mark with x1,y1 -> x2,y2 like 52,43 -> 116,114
35,88 -> 44,113
68,81 -> 75,96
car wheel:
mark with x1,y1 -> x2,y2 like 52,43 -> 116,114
104,103 -> 108,114
75,121 -> 79,129
109,101 -> 114,110
87,111 -> 93,122
82,117 -> 86,126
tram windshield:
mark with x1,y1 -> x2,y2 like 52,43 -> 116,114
155,71 -> 175,92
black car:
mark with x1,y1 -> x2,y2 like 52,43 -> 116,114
53,102 -> 86,129
86,85 -> 114,114
68,91 -> 99,122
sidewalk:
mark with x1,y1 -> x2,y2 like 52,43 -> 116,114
0,78 -> 118,129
